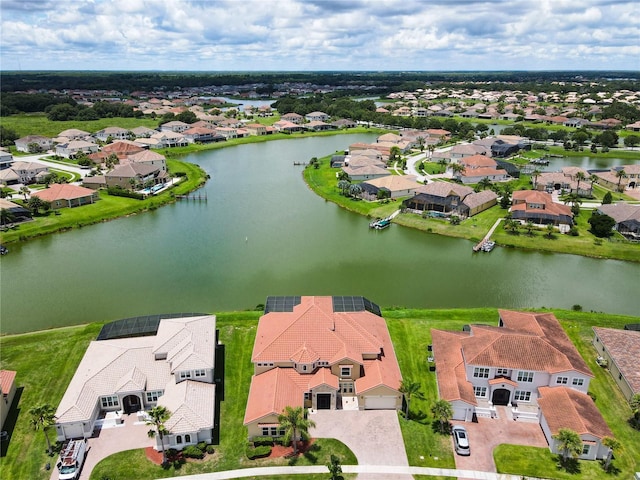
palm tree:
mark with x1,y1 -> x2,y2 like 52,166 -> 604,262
602,436 -> 620,472
416,136 -> 426,152
430,399 -> 453,434
574,171 -> 586,195
545,223 -> 555,239
278,406 -> 316,456
450,162 -> 465,179
337,179 -> 350,196
478,177 -> 492,191
437,158 -> 448,173
19,186 -> 30,201
29,404 -> 56,455
348,183 -> 362,199
531,168 -> 541,189
146,405 -> 172,465
399,380 -> 424,420
327,454 -> 343,480
553,428 -> 582,463
615,169 -> 626,192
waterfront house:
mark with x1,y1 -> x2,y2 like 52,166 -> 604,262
54,315 -> 217,451
305,111 -> 329,122
0,198 -> 32,224
32,184 -> 99,209
127,150 -> 168,173
592,327 -> 640,402
431,310 -> 614,460
160,121 -> 190,133
0,370 -> 17,430
281,113 -> 304,124
596,204 -> 640,240
243,296 -> 402,439
403,182 -> 496,218
510,190 -> 573,226
360,175 -> 420,200
105,163 -> 165,190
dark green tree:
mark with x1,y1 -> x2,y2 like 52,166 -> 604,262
588,211 -> 616,238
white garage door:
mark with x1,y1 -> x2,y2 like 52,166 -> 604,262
364,395 -> 397,410
63,423 -> 85,439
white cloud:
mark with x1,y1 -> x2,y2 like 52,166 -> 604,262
0,0 -> 637,71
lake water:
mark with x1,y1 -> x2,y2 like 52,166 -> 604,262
1,134 -> 639,334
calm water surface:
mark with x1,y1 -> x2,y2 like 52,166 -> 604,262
1,134 -> 639,334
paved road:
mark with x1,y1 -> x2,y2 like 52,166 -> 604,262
16,153 -> 87,178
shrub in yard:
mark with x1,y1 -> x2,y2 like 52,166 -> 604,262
197,441 -> 207,451
205,444 -> 215,454
182,445 -> 205,459
246,445 -> 272,459
252,436 -> 274,447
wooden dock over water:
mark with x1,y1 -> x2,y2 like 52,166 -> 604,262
176,193 -> 208,201
473,217 -> 503,252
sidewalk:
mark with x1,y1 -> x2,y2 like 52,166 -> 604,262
163,464 -> 547,479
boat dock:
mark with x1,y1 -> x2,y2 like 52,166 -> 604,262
369,209 -> 401,230
176,193 -> 208,201
473,217 -> 503,252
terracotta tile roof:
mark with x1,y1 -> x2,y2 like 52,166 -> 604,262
128,150 -> 166,162
538,386 -> 613,438
461,167 -> 506,178
593,327 -> 640,395
246,296 -> 402,423
363,175 -> 419,192
0,370 -> 16,394
343,165 -> 389,177
511,191 -> 573,218
33,184 -> 96,203
431,329 -> 477,405
244,368 -> 307,424
460,154 -> 496,168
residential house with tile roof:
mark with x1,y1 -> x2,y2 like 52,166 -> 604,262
596,204 -> 640,240
105,163 -> 166,190
453,155 -> 510,184
305,111 -> 329,122
1,370 -> 17,430
32,184 -> 99,209
2,161 -> 49,184
510,190 -> 574,227
55,140 -> 100,159
14,135 -> 53,153
431,310 -> 614,460
54,315 -> 217,451
360,175 -> 421,200
592,327 -> 640,402
244,296 -> 402,439
94,127 -> 131,142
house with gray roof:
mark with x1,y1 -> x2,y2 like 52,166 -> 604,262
596,204 -> 640,240
54,315 -> 217,452
14,135 -> 53,153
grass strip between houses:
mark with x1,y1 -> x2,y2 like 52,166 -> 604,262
0,309 -> 638,480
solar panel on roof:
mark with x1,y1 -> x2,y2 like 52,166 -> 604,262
96,313 -> 207,341
332,296 -> 382,317
264,296 -> 301,314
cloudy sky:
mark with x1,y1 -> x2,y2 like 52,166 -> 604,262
1,0 -> 638,72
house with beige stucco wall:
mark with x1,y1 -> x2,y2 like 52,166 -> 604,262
243,296 -> 402,439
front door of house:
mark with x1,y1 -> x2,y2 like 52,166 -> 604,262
317,393 -> 331,410
123,394 -> 141,413
491,388 -> 510,406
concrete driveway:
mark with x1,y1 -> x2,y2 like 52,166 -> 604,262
452,405 -> 548,480
49,413 -> 154,480
310,409 -> 410,480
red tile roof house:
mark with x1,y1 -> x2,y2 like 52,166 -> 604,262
453,155 -> 510,184
431,310 -> 614,460
54,316 -> 217,451
510,190 -> 574,227
592,327 -> 640,402
1,370 -> 17,430
32,184 -> 99,209
243,296 -> 403,439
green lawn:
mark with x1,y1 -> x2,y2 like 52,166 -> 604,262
0,115 -> 159,140
1,309 -> 637,480
0,159 -> 206,244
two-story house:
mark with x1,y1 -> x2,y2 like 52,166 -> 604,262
432,310 -> 614,460
243,296 -> 402,439
511,190 -> 574,226
54,315 -> 218,451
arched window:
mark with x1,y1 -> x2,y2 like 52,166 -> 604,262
176,435 -> 182,444
185,434 -> 191,443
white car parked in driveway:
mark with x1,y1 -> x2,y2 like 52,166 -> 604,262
452,425 -> 470,456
